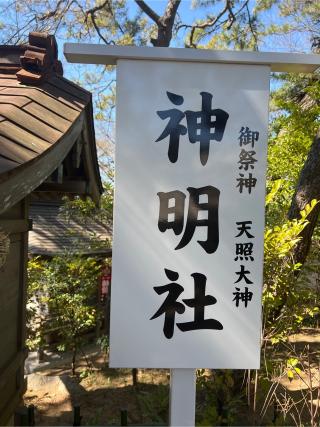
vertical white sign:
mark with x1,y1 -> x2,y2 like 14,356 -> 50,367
110,59 -> 270,368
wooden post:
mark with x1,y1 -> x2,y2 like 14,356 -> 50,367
73,405 -> 81,426
120,409 -> 128,426
28,405 -> 35,426
14,407 -> 28,426
169,369 -> 196,426
132,368 -> 138,386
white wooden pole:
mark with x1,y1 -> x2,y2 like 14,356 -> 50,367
170,368 -> 196,427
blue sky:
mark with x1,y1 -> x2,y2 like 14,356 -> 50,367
59,0 -> 313,98
59,0 -> 313,73
31,0 -> 312,85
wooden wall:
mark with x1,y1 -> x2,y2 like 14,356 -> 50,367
0,199 -> 29,425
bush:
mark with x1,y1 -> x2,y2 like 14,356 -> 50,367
27,255 -> 101,374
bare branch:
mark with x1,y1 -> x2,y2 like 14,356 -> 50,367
135,0 -> 161,25
4,17 -> 35,44
36,0 -> 116,45
88,0 -> 110,15
185,0 -> 251,48
226,2 -> 236,28
83,0 -> 116,44
245,2 -> 258,49
90,11 -> 114,45
38,0 -> 66,21
189,0 -> 230,48
85,0 -> 125,37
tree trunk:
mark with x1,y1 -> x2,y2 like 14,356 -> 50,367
152,0 -> 180,48
132,368 -> 138,386
72,347 -> 77,376
136,0 -> 181,47
288,129 -> 320,265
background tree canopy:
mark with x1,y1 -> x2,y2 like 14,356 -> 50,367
1,0 -> 317,227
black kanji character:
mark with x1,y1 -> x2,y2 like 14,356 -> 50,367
185,92 -> 229,165
151,269 -> 223,339
235,221 -> 254,239
233,287 -> 253,307
157,190 -> 186,235
239,126 -> 259,148
234,243 -> 254,261
158,186 -> 220,254
156,91 -> 229,165
150,269 -> 185,339
177,272 -> 223,332
156,92 -> 187,163
236,173 -> 257,194
238,149 -> 257,170
234,265 -> 253,284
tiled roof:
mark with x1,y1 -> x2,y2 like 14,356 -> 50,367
0,33 -> 102,214
0,71 -> 88,174
29,201 -> 111,256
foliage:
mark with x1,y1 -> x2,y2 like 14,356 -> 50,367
261,343 -> 320,427
26,257 -> 48,351
60,182 -> 114,226
252,0 -> 320,56
258,189 -> 320,425
57,182 -> 113,253
60,196 -> 102,224
262,71 -> 320,343
27,255 -> 101,374
137,384 -> 169,425
267,72 -> 320,225
263,192 -> 319,343
196,369 -> 245,426
269,74 -> 320,177
96,334 -> 109,362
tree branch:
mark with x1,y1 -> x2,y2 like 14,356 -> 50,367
90,11 -> 113,45
185,0 -> 251,48
38,0 -> 66,21
162,0 -> 181,28
36,0 -> 117,45
83,0 -> 116,44
135,0 -> 161,25
245,2 -> 258,49
87,0 -> 110,15
188,0 -> 238,48
136,0 -> 181,47
189,4 -> 229,48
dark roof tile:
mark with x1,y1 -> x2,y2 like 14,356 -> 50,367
29,202 -> 111,256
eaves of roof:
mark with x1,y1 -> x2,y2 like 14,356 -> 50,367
0,34 -> 103,214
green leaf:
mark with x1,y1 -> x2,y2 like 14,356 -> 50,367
287,358 -> 298,367
287,370 -> 294,381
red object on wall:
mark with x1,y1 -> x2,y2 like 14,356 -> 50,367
100,267 -> 111,301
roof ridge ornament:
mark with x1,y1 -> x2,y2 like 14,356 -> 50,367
16,32 -> 63,84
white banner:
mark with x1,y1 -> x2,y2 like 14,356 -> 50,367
109,59 -> 270,368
